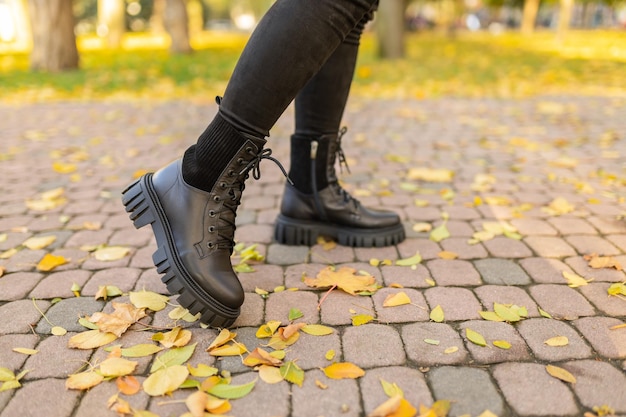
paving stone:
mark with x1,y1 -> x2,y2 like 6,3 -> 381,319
35,297 -> 104,334
426,258 -> 482,286
562,360 -> 626,413
266,243 -> 309,265
342,324 -> 406,368
283,331 -> 341,370
225,372 -> 291,417
440,220 -> 475,236
354,245 -> 399,263
134,268 -> 169,294
372,288 -> 429,323
265,290 -> 320,324
81,267 -> 141,295
565,235 -> 621,256
310,243 -> 355,264
607,234 -> 626,252
517,318 -> 593,361
0,378 -> 80,417
0,299 -> 51,334
74,376 -> 150,417
0,272 -> 43,301
29,269 -> 92,299
233,292 -> 265,327
423,287 -> 482,321
519,257 -> 576,283
64,229 -> 113,247
0,334 -> 39,372
401,322 -> 469,366
574,317 -> 626,358
510,218 -> 558,235
529,284 -> 596,320
1,248 -> 45,273
428,366 -> 504,417
439,238 -> 488,260
284,262 -> 328,290
524,236 -> 578,257
145,382 -> 192,416
291,369 -> 361,417
397,238 -> 441,260
482,236 -> 533,258
565,255 -> 626,283
23,333 -> 93,379
579,282 -> 626,316
492,362 -> 578,416
459,320 -> 531,364
108,227 -> 153,246
319,290 -> 375,326
588,216 -> 626,234
474,285 -> 540,316
237,264 -> 284,292
360,366 -> 433,415
235,223 -> 274,243
473,258 -> 531,285
548,218 -> 598,235
380,264 -> 433,288
126,245 -> 155,269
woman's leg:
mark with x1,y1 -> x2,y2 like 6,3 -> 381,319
123,0 -> 380,327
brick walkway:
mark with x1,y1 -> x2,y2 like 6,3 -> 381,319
0,97 -> 625,417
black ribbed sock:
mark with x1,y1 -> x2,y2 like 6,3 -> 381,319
182,113 -> 262,192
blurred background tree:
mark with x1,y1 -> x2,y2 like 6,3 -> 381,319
1,0 -> 624,72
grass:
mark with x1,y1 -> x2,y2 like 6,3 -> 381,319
1,29 -> 625,103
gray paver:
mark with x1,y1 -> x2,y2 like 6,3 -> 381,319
483,236 -> 533,258
319,289 -> 375,326
565,234 -> 621,256
524,236 -> 578,257
492,362 -> 578,416
428,366 -> 504,416
0,378 -> 80,417
519,257 -> 575,283
265,290 -> 319,324
562,360 -> 626,413
401,322 -> 469,366
0,272 -> 43,301
459,320 -> 531,364
517,318 -> 593,360
423,287 -> 482,321
228,372 -> 290,417
23,332 -> 93,379
293,369 -> 361,417
579,282 -> 626,316
342,324 -> 406,368
574,316 -> 626,358
427,258 -> 482,286
236,264 -> 284,292
29,269 -> 92,299
35,297 -> 104,334
81,267 -> 141,295
0,334 -> 39,372
0,299 -> 51,334
360,366 -> 433,415
565,255 -> 626,282
529,284 -> 596,320
474,258 -> 531,285
74,377 -> 150,417
372,287 -> 429,323
474,285 -> 540,316
380,264 -> 433,288
266,243 -> 309,265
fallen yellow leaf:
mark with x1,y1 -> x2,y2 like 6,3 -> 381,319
562,270 -> 593,288
430,305 -> 445,323
544,336 -> 569,347
546,364 -> 576,383
322,362 -> 365,379
66,371 -> 104,390
303,266 -> 378,295
36,253 -> 68,272
22,235 -> 56,250
383,292 -> 412,307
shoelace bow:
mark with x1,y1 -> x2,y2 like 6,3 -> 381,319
331,127 -> 360,207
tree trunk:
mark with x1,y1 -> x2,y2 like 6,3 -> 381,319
521,0 -> 540,35
27,0 -> 78,71
98,0 -> 125,48
164,0 -> 192,54
557,0 -> 573,42
150,0 -> 166,33
376,0 -> 405,59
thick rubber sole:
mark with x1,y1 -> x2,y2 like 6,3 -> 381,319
121,174 -> 240,328
274,214 -> 406,248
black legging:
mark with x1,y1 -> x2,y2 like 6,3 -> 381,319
219,0 -> 378,138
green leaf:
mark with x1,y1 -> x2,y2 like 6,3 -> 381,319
288,308 -> 303,321
78,317 -> 99,330
351,314 -> 374,326
538,307 -> 553,319
207,379 -> 256,399
280,361 -> 305,387
479,311 -> 505,322
429,305 -> 445,323
424,339 -> 440,345
150,343 -> 197,373
430,223 -> 450,242
493,303 -> 521,322
465,328 -> 487,347
395,251 -> 423,266
120,344 -> 163,358
301,324 -> 334,336
380,379 -> 404,398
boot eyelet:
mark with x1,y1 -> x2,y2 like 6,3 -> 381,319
207,242 -> 215,249
228,169 -> 235,176
208,210 -> 216,217
219,182 -> 227,188
245,147 -> 253,154
237,157 -> 244,164
213,195 -> 221,202
208,226 -> 215,233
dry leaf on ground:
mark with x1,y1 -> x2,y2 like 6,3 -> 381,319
304,266 -> 379,295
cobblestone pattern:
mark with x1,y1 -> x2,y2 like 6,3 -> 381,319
0,97 -> 625,417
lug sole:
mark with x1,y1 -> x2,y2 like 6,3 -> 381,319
121,175 -> 239,328
274,214 -> 405,248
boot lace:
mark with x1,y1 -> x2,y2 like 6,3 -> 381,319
214,148 -> 290,251
328,127 -> 360,207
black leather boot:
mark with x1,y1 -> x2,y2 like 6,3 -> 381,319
122,133 -> 284,327
275,128 -> 405,247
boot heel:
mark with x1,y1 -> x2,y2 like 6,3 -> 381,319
121,176 -> 156,229
274,215 -> 318,246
